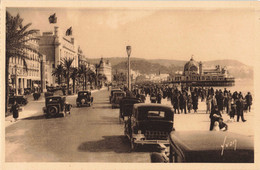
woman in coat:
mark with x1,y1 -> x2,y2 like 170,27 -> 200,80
10,101 -> 19,122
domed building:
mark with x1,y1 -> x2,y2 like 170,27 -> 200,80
168,57 -> 235,86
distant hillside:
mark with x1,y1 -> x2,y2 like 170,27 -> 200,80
87,57 -> 253,80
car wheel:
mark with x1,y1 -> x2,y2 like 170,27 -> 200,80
47,106 -> 58,116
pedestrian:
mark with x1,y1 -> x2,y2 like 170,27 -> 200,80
209,106 -> 228,131
187,94 -> 192,113
236,97 -> 246,122
206,95 -> 212,114
245,92 -> 253,112
179,92 -> 187,114
157,92 -> 162,104
230,101 -> 236,122
192,93 -> 198,113
10,100 -> 19,122
173,93 -> 180,114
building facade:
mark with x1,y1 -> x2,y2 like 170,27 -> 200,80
37,26 -> 78,86
168,57 -> 235,86
8,34 -> 45,94
97,58 -> 112,83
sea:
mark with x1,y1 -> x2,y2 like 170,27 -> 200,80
212,78 -> 254,97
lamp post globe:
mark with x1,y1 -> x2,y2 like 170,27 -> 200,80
126,46 -> 131,91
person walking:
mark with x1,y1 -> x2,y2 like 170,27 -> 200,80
230,100 -> 236,122
236,97 -> 246,122
206,95 -> 212,114
187,94 -> 192,113
245,92 -> 253,112
10,101 -> 19,122
192,93 -> 198,113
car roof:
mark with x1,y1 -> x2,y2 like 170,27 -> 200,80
111,89 -> 122,91
114,91 -> 125,94
78,91 -> 90,93
133,103 -> 173,110
169,131 -> 253,152
46,96 -> 63,99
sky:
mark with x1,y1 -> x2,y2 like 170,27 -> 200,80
7,5 -> 257,66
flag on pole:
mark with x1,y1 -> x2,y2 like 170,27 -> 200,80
49,13 -> 57,24
66,27 -> 73,36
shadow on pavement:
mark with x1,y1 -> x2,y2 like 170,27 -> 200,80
21,113 -> 65,120
78,135 -> 159,153
78,135 -> 130,153
21,115 -> 46,120
92,105 -> 113,109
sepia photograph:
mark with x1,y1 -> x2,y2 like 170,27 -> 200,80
1,1 -> 259,169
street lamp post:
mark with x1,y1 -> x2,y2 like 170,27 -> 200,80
126,46 -> 131,91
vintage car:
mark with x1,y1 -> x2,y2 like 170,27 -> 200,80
109,88 -> 122,103
125,103 -> 174,151
151,131 -> 254,163
119,97 -> 142,122
44,91 -> 54,98
111,91 -> 126,108
43,96 -> 72,118
76,91 -> 93,107
8,95 -> 28,106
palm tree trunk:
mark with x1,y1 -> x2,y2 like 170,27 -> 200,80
73,79 -> 75,94
5,58 -> 10,112
84,74 -> 87,90
67,70 -> 70,94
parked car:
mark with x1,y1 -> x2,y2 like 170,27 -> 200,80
125,103 -> 174,151
43,96 -> 72,118
109,88 -> 122,103
119,97 -> 142,122
9,95 -> 28,106
44,91 -> 54,98
76,91 -> 93,107
111,91 -> 126,108
151,131 -> 254,163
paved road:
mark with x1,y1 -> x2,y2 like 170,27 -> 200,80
5,89 -> 152,162
5,89 -> 254,162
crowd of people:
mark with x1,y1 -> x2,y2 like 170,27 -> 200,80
123,84 -> 253,130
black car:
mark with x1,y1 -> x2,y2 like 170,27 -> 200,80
168,131 -> 254,163
125,103 -> 174,151
76,91 -> 93,107
43,96 -> 72,118
151,131 -> 254,163
109,88 -> 122,103
8,95 -> 28,106
119,97 -> 142,122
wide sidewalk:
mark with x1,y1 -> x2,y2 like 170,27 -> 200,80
5,88 -> 107,127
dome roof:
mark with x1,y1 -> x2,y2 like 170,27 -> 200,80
184,57 -> 199,72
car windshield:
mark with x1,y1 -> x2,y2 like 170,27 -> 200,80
138,107 -> 173,121
79,92 -> 89,96
115,93 -> 124,97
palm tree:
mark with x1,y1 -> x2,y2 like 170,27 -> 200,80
5,11 -> 39,111
78,65 -> 87,90
62,57 -> 74,94
70,67 -> 78,94
87,69 -> 96,89
52,64 -> 64,85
